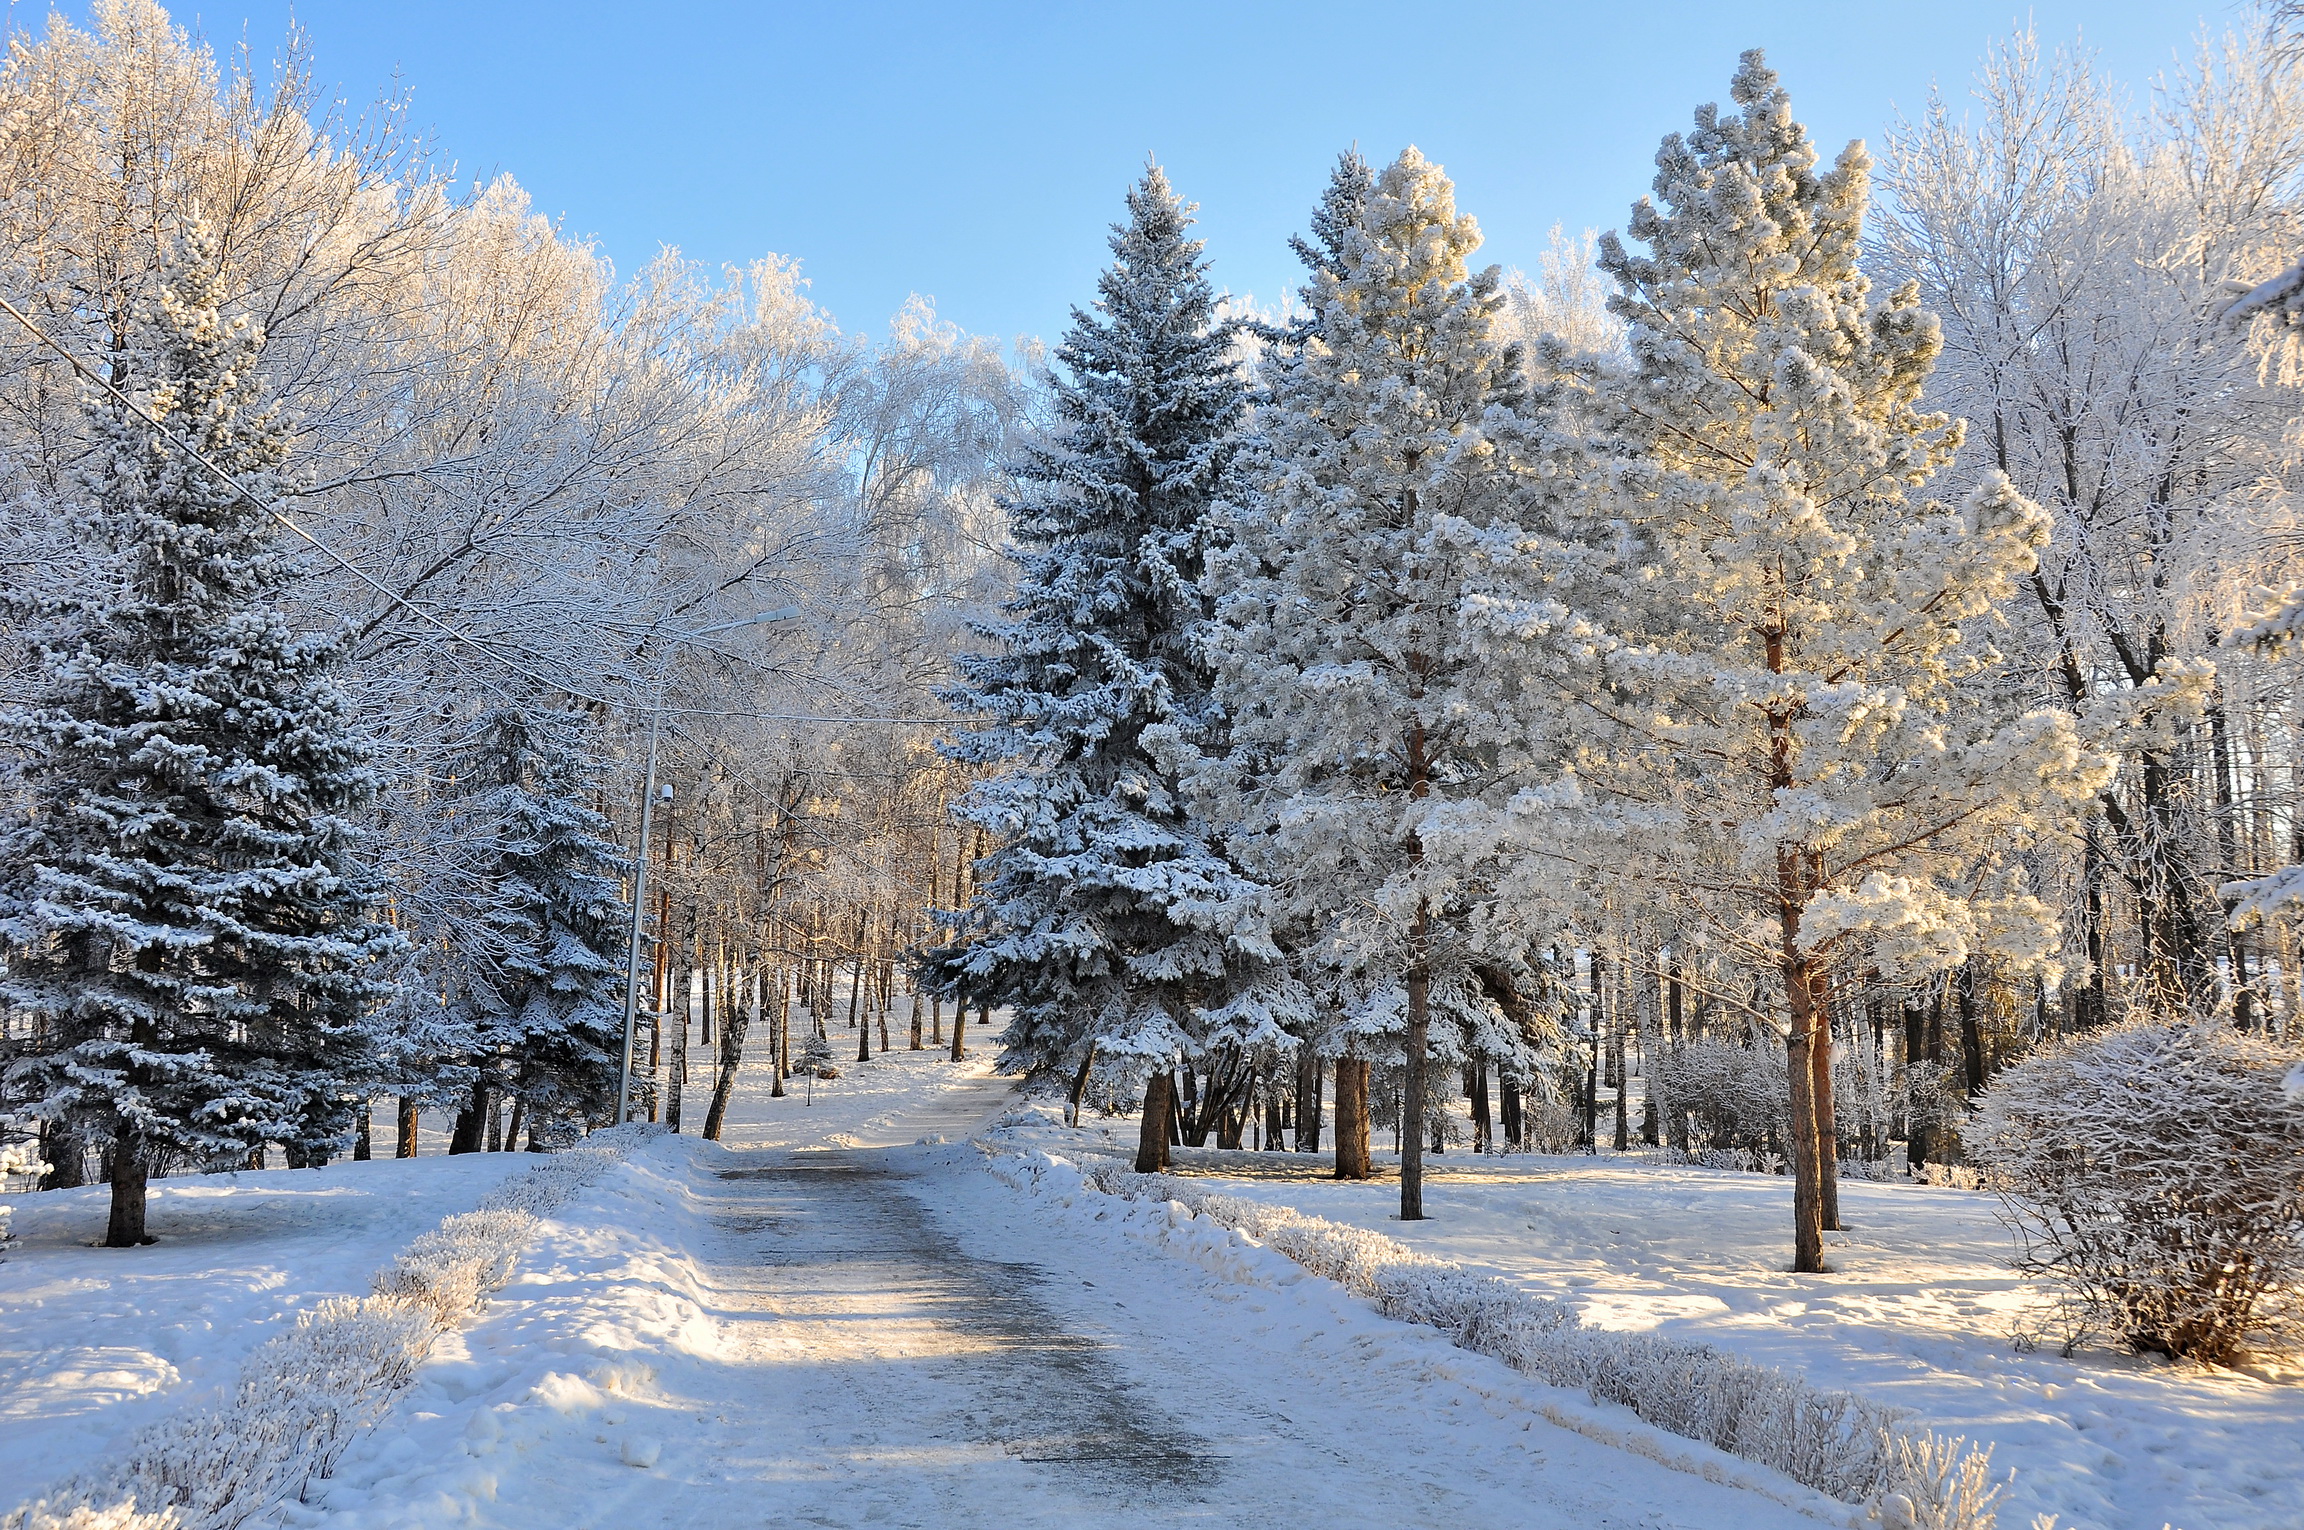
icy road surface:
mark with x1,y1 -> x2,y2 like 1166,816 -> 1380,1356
292,1046 -> 1829,1529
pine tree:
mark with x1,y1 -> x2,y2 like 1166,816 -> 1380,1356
926,166 -> 1296,1172
0,230 -> 401,1243
441,705 -> 629,1149
1207,148 -> 1548,1220
1505,54 -> 2121,1271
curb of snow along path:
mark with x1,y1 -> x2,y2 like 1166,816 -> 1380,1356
974,1131 -> 2013,1530
2,1128 -> 649,1530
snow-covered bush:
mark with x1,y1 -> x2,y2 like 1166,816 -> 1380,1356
1652,1039 -> 1788,1159
3,1130 -> 639,1530
1083,1163 -> 2003,1526
1972,1017 -> 2304,1364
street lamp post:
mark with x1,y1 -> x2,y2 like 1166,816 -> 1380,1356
616,606 -> 800,1126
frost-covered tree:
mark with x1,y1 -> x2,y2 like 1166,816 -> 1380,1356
1505,54 -> 2120,1272
438,705 -> 628,1150
0,233 -> 399,1244
926,166 -> 1294,1170
1209,147 -> 1546,1218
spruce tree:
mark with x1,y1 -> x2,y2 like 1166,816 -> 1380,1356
1207,148 -> 1548,1220
441,705 -> 629,1149
0,231 -> 400,1243
928,166 -> 1295,1170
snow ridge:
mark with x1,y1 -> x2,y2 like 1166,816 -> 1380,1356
1000,1145 -> 2007,1530
2,1130 -> 644,1530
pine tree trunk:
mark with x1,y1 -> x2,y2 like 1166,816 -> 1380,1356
1134,1069 -> 1173,1172
1067,1043 -> 1097,1127
909,978 -> 924,1050
104,1122 -> 150,1247
1469,1060 -> 1492,1152
39,1120 -> 85,1189
485,1090 -> 504,1153
1612,1027 -> 1630,1152
1813,990 -> 1841,1231
449,1074 -> 487,1154
1333,1057 -> 1371,1179
1499,1074 -> 1522,1149
1401,931 -> 1430,1220
502,1096 -> 525,1153
396,1097 -> 420,1159
1780,931 -> 1829,1274
353,1103 -> 372,1161
1294,1051 -> 1322,1153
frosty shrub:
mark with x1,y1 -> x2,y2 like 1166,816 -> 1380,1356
1653,1039 -> 1788,1159
1971,1017 -> 2304,1365
3,1130 -> 639,1530
1071,1160 -> 2003,1527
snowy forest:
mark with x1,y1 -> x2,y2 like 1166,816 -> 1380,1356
5,4 -> 2304,1525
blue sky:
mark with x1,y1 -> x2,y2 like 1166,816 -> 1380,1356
68,1 -> 2227,350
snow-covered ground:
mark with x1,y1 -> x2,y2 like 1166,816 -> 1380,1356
13,1033 -> 2294,1530
0,1149 -> 532,1499
280,1041 -> 1826,1530
1000,1113 -> 2302,1530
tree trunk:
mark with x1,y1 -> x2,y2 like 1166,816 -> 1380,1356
1813,986 -> 1841,1231
1499,1074 -> 1522,1149
1469,1060 -> 1492,1153
667,993 -> 688,1132
105,1121 -> 150,1247
39,1120 -> 85,1190
1401,919 -> 1431,1221
1333,1057 -> 1371,1180
449,1074 -> 487,1155
1294,1051 -> 1323,1153
352,1103 -> 372,1161
702,964 -> 754,1142
1134,1069 -> 1173,1172
1067,1042 -> 1097,1127
1779,929 -> 1829,1274
396,1097 -> 420,1158
909,977 -> 924,1050
485,1088 -> 504,1153
1957,959 -> 1986,1097
769,965 -> 788,1099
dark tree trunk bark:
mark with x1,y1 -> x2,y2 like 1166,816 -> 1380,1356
449,1074 -> 487,1155
1134,1069 -> 1173,1173
1067,1043 -> 1098,1126
1401,913 -> 1431,1221
1294,1051 -> 1323,1153
105,1121 -> 150,1247
353,1103 -> 372,1161
1957,960 -> 1987,1097
397,1097 -> 420,1159
38,1119 -> 85,1190
1333,1057 -> 1371,1180
1814,987 -> 1842,1231
1469,1059 -> 1492,1153
1499,1074 -> 1522,1149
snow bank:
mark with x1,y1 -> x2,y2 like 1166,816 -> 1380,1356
4,1131 -> 642,1530
985,1139 -> 2006,1530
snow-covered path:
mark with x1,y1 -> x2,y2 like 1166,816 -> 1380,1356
292,1051 -> 1829,1528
